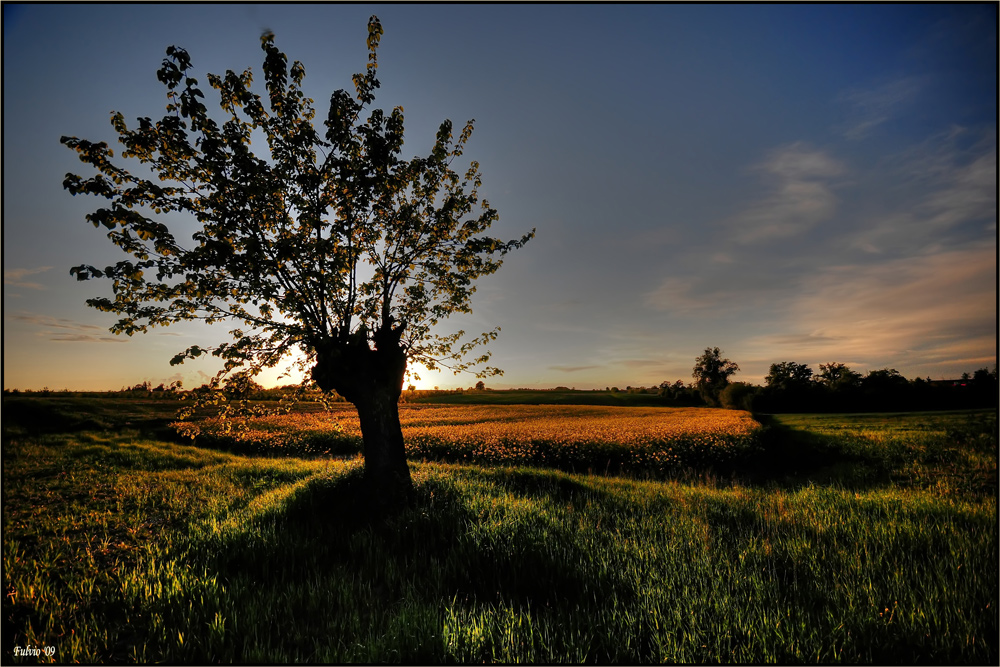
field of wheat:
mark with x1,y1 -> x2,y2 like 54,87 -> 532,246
187,404 -> 763,475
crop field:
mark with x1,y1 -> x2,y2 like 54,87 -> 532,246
2,396 -> 997,664
189,404 -> 763,474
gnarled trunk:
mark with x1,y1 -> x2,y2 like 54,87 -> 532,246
353,387 -> 412,507
311,324 -> 413,509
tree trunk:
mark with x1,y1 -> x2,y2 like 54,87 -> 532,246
311,324 -> 414,510
354,388 -> 413,509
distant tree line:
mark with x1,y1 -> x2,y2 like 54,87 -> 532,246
668,347 -> 999,413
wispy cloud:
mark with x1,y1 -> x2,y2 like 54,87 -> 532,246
617,359 -> 669,369
728,143 -> 844,243
549,364 -> 602,373
837,76 -> 923,140
9,312 -> 127,343
745,244 -> 996,374
4,266 -> 53,290
643,276 -> 711,313
852,130 -> 997,254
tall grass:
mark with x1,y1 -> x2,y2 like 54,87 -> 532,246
766,410 -> 998,498
3,401 -> 996,663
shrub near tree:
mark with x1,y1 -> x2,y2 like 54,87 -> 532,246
61,16 -> 533,507
719,381 -> 757,411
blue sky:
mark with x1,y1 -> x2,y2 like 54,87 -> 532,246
3,3 -> 996,391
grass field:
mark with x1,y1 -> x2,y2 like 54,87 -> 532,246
2,396 -> 996,663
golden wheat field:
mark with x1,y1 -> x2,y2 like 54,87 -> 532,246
187,405 -> 763,475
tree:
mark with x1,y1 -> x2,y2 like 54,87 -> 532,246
764,361 -> 813,391
692,347 -> 739,406
762,361 -> 816,412
860,368 -> 910,410
61,17 -> 534,507
816,362 -> 861,390
816,362 -> 862,411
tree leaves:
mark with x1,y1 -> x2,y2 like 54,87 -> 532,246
63,15 -> 534,401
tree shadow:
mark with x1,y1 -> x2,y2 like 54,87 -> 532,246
187,466 -> 633,661
719,415 -> 895,491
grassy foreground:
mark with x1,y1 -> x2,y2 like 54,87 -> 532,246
2,399 -> 997,663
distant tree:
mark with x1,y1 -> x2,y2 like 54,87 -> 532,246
61,17 -> 533,507
658,380 -> 682,393
861,368 -> 910,410
475,380 -> 485,391
816,362 -> 861,390
764,362 -> 814,391
809,362 -> 863,411
969,366 -> 999,407
692,347 -> 739,406
862,368 -> 908,390
760,361 -> 817,412
971,367 -> 997,389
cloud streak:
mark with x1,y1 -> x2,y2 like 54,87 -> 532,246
728,143 -> 844,244
852,130 -> 997,255
4,266 -> 53,290
837,77 -> 923,139
745,244 -> 996,374
10,312 -> 127,343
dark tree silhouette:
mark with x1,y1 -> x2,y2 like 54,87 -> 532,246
692,347 -> 739,406
61,17 -> 533,507
765,361 -> 814,390
816,362 -> 862,391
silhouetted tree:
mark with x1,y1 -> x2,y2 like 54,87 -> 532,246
816,362 -> 863,411
861,368 -> 910,410
61,17 -> 533,507
658,380 -> 700,405
692,347 -> 739,406
765,361 -> 814,390
758,361 -> 816,411
970,366 -> 999,407
816,362 -> 861,391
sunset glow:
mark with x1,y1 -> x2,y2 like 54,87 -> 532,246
3,4 -> 995,390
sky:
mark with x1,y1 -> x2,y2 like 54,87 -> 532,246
3,3 -> 997,391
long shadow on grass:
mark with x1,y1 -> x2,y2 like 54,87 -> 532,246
2,396 -> 187,443
194,466 -> 633,661
720,415 -> 896,492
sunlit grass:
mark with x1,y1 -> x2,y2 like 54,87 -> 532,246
769,410 -> 997,498
3,401 -> 996,663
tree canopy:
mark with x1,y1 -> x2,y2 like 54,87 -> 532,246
764,361 -> 814,391
61,16 -> 534,504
